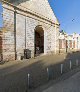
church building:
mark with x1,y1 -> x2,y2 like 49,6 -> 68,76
0,0 -> 60,61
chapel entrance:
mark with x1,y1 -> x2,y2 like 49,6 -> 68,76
34,26 -> 44,56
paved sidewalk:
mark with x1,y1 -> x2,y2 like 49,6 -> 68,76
33,65 -> 80,92
0,51 -> 80,92
42,71 -> 80,92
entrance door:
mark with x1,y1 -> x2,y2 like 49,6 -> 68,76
34,26 -> 44,56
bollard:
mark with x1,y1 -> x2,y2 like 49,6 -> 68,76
47,68 -> 50,80
70,60 -> 72,69
61,64 -> 63,74
76,59 -> 78,66
28,73 -> 30,88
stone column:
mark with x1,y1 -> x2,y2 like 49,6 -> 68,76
54,24 -> 57,54
44,29 -> 47,55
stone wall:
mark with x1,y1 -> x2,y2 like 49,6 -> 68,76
2,1 -> 60,61
16,14 -> 58,57
2,4 -> 15,61
10,0 -> 58,23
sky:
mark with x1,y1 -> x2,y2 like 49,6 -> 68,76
0,0 -> 80,34
48,0 -> 80,34
0,2 -> 3,27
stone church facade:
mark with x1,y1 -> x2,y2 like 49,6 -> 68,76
0,0 -> 60,61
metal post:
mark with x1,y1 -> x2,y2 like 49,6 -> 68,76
47,68 -> 50,80
70,60 -> 72,69
61,64 -> 63,74
28,73 -> 30,88
14,9 -> 17,60
76,59 -> 78,66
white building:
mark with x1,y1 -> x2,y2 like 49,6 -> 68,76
0,0 -> 60,61
59,32 -> 80,52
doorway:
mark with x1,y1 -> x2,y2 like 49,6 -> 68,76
34,26 -> 44,56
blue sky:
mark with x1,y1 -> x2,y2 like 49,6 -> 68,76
0,0 -> 80,34
48,0 -> 80,34
0,2 -> 3,27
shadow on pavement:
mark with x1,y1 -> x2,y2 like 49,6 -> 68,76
0,51 -> 80,92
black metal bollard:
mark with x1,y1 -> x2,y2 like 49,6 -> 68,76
76,59 -> 78,66
70,60 -> 72,69
27,73 -> 30,88
47,68 -> 50,80
61,64 -> 63,74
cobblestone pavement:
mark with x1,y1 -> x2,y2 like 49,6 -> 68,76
0,51 -> 80,92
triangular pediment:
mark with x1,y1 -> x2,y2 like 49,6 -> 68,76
5,0 -> 59,24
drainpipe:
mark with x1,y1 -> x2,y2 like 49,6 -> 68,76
14,9 -> 17,60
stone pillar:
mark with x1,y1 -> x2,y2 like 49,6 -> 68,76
44,29 -> 47,55
54,24 -> 57,54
